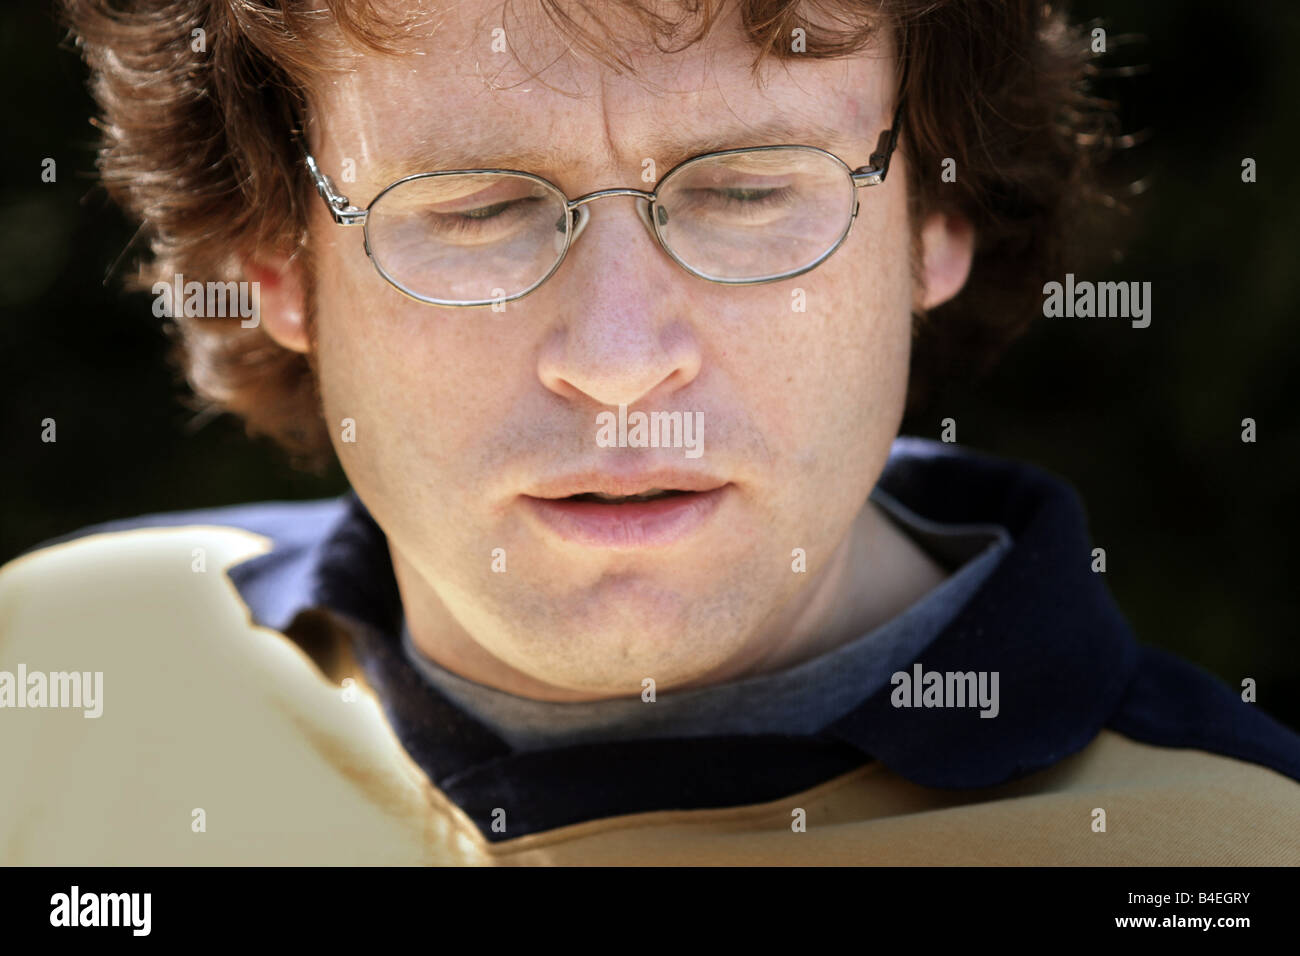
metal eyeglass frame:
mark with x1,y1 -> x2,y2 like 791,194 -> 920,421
302,101 -> 903,308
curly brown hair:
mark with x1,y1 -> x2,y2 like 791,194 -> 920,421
60,0 -> 1114,468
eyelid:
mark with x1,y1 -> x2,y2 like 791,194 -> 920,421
434,185 -> 537,214
684,174 -> 794,187
684,150 -> 813,173
379,176 -> 543,213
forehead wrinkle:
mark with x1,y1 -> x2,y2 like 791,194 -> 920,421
598,67 -> 620,183
364,111 -> 868,187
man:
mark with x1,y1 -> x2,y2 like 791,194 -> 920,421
2,0 -> 1296,864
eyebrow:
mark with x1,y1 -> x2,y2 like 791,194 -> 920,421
365,116 -> 867,188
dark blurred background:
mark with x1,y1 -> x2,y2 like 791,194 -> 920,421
2,1 -> 1297,730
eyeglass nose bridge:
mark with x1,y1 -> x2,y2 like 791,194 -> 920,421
564,187 -> 661,245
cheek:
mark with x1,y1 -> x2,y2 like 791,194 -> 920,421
828,261 -> 912,423
727,222 -> 913,476
817,198 -> 916,438
309,241 -> 563,547
309,236 -> 490,501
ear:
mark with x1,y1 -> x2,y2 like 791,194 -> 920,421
244,253 -> 310,354
916,210 -> 975,311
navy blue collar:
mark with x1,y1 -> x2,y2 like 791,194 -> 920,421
226,437 -> 1144,839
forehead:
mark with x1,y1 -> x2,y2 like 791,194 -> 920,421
307,0 -> 894,181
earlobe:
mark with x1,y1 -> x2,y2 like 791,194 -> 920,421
243,254 -> 310,354
917,211 -> 975,312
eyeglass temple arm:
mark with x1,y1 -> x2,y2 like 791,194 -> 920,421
852,30 -> 909,188
303,150 -> 368,226
851,96 -> 905,188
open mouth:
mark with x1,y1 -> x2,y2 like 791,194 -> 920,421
561,488 -> 693,504
521,482 -> 730,548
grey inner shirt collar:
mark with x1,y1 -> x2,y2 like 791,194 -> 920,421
400,487 -> 1013,752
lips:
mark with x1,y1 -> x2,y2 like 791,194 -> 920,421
521,470 -> 731,549
566,488 -> 689,503
526,470 -> 728,500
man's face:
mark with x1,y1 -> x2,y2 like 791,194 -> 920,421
273,1 -> 967,697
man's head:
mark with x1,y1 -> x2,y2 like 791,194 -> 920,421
64,0 -> 1106,696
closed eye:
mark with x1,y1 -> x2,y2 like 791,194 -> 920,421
425,196 -> 545,237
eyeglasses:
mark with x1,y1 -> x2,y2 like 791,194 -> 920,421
303,115 -> 902,308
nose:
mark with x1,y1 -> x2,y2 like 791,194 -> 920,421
536,196 -> 703,410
